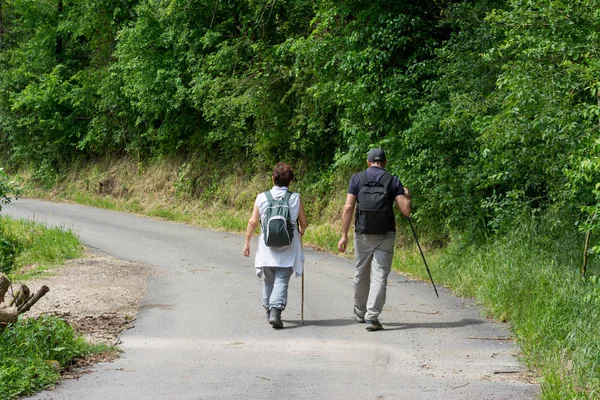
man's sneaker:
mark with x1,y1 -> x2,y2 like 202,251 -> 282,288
365,320 -> 383,331
353,310 -> 365,323
269,308 -> 283,329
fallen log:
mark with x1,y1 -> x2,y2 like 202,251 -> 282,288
18,286 -> 50,314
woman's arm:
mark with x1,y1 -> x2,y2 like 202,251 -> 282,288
297,199 -> 308,235
243,204 -> 260,257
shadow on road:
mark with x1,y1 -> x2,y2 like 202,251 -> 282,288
382,318 -> 484,331
277,319 -> 356,329
281,318 -> 484,331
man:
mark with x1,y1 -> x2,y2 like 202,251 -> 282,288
338,148 -> 412,331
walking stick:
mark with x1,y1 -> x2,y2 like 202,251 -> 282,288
407,216 -> 440,298
300,232 -> 304,324
301,269 -> 304,324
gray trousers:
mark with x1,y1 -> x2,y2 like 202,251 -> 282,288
262,267 -> 294,311
354,232 -> 395,321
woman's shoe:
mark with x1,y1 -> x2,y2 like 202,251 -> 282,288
269,308 -> 283,329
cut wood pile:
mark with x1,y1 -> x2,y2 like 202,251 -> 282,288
0,273 -> 49,331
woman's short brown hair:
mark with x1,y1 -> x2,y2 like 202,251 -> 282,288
273,162 -> 294,187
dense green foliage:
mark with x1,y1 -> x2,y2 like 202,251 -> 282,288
0,215 -> 82,276
0,316 -> 92,399
1,0 -> 599,238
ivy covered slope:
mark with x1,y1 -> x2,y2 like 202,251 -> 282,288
1,1 -> 600,397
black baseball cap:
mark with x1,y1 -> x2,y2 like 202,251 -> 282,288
367,148 -> 386,162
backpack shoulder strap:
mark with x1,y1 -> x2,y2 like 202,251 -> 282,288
264,190 -> 274,201
283,190 -> 292,202
380,172 -> 393,188
358,171 -> 368,188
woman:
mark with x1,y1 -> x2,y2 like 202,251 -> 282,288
243,162 -> 308,329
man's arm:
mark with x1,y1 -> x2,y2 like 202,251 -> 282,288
338,194 -> 357,252
395,187 -> 412,217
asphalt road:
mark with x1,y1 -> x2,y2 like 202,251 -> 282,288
4,199 -> 539,399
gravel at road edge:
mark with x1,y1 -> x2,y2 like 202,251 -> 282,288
21,249 -> 153,346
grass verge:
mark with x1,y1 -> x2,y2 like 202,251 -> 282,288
0,215 -> 83,279
0,315 -> 110,400
397,221 -> 600,399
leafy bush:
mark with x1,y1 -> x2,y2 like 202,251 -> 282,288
0,316 -> 91,399
0,168 -> 21,212
0,235 -> 18,275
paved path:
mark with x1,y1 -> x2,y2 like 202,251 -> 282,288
4,199 -> 539,399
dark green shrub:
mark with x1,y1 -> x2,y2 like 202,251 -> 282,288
0,316 -> 91,399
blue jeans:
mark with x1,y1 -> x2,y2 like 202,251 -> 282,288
262,267 -> 294,311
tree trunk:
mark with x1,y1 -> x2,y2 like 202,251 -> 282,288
56,0 -> 63,61
0,0 -> 4,40
583,230 -> 591,277
0,274 -> 10,303
0,306 -> 18,323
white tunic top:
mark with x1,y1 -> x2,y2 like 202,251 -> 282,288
254,186 -> 304,278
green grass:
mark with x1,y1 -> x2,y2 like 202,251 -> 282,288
303,223 -> 346,254
0,316 -> 109,400
0,215 -> 83,279
397,221 -> 600,399
70,192 -> 119,211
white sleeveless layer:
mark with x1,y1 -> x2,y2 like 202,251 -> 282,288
254,186 -> 304,278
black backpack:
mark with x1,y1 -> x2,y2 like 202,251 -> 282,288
355,171 -> 395,234
262,190 -> 294,247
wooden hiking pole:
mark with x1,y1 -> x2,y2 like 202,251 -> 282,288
300,233 -> 305,324
301,268 -> 304,324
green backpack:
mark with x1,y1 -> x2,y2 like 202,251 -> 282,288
262,191 -> 294,247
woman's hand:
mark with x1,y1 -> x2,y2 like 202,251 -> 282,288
244,204 -> 260,257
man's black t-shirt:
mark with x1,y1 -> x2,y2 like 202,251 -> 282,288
348,166 -> 405,201
348,166 -> 405,234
